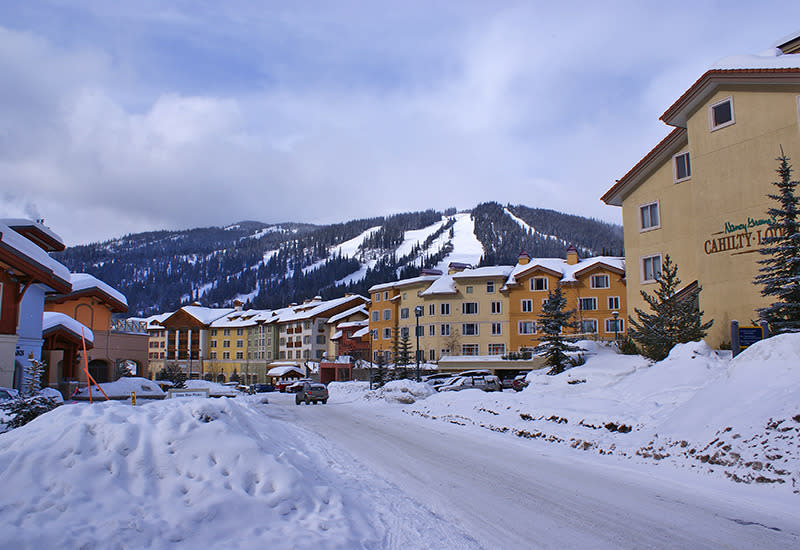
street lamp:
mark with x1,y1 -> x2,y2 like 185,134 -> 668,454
612,310 -> 619,342
414,306 -> 424,382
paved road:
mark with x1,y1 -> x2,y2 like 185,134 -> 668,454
267,393 -> 800,549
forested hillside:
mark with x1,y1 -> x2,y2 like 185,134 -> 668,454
52,204 -> 623,316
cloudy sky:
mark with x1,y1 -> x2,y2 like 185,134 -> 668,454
1,2 -> 798,245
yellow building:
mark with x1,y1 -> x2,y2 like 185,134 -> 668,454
602,33 -> 800,347
207,310 -> 259,384
505,249 -> 626,352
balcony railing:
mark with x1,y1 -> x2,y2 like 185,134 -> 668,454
111,319 -> 148,334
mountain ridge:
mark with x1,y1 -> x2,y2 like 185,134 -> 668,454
52,203 -> 623,316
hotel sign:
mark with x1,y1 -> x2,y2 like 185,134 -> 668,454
704,216 -> 782,256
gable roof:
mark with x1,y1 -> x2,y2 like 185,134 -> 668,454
42,311 -> 94,345
46,273 -> 129,313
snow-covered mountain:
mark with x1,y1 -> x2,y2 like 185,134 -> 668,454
53,204 -> 623,316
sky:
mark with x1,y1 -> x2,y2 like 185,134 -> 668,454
1,2 -> 799,246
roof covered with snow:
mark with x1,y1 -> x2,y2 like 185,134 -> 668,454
268,295 -> 368,324
327,304 -> 369,325
0,218 -> 65,252
42,311 -> 94,344
64,273 -> 129,311
267,365 -> 305,377
210,310 -> 261,328
369,275 -> 439,293
178,306 -> 236,325
505,256 -> 624,288
0,221 -> 71,292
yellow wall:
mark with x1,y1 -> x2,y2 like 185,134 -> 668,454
621,86 -> 800,346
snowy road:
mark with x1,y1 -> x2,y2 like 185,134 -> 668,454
267,393 -> 800,550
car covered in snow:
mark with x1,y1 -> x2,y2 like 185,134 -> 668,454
0,387 -> 19,402
422,373 -> 457,389
438,374 -> 502,392
512,372 -> 530,392
295,382 -> 329,405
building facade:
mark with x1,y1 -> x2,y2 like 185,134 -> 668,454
602,34 -> 800,347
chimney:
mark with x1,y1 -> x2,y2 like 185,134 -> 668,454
448,262 -> 470,274
517,251 -> 530,265
566,245 -> 579,265
234,299 -> 244,310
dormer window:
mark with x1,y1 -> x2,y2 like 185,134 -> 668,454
673,152 -> 691,182
709,96 -> 734,131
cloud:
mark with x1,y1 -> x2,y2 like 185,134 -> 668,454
1,4 -> 799,245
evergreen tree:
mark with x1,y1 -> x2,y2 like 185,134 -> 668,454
755,151 -> 800,333
22,359 -> 45,397
156,363 -> 187,388
373,354 -> 387,388
535,286 -> 581,375
628,254 -> 713,361
395,333 -> 413,379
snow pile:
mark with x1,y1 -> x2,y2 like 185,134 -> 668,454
74,377 -> 165,400
406,337 -> 800,493
327,381 -> 371,402
329,379 -> 435,405
184,379 -> 239,397
0,398 -> 376,548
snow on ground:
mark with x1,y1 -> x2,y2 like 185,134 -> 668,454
329,379 -> 435,405
73,377 -> 165,400
433,213 -> 483,271
403,335 -> 800,493
394,219 -> 448,259
0,397 -> 379,549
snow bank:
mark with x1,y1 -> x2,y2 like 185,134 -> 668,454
329,380 -> 435,404
0,398 -> 375,548
406,337 -> 800,493
184,379 -> 239,397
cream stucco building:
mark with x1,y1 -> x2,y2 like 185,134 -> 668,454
602,33 -> 800,347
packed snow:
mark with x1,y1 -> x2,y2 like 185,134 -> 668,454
1,335 -> 799,548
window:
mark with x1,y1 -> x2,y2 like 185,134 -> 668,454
222,351 -> 230,359
280,351 -> 286,359
440,303 -> 450,315
209,351 -> 217,359
462,323 -> 479,336
316,335 -> 326,345
488,343 -> 505,355
383,309 -> 391,321
521,299 -> 533,313
462,302 -> 478,315
590,274 -> 609,289
709,96 -> 734,131
491,322 -> 502,335
371,311 -> 379,322
642,254 -> 662,283
236,328 -> 244,336
400,308 -> 409,319
223,340 -> 230,348
441,324 -> 450,336
608,296 -> 620,310
531,277 -> 548,291
429,324 -> 435,336
491,301 -> 502,314
236,340 -> 244,348
236,351 -> 244,359
401,327 -> 409,338
429,349 -> 436,361
579,297 -> 597,311
374,293 -> 381,302
210,340 -> 217,348
429,304 -> 435,316
223,328 -> 230,336
383,328 -> 391,339
462,344 -> 479,356
518,321 -> 536,335
580,319 -> 598,334
416,325 -> 424,337
674,151 -> 691,182
403,293 -> 407,300
466,286 -> 473,294
605,318 -> 625,333
383,291 -> 389,300
371,329 -> 378,340
640,201 -> 660,231
210,328 -> 217,336
486,281 -> 495,293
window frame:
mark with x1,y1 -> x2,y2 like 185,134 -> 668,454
608,296 -> 620,310
580,319 -> 598,334
579,297 -> 597,311
605,318 -> 625,333
531,277 -> 548,292
462,302 -> 478,315
641,254 -> 663,284
461,323 -> 479,336
639,201 -> 660,232
709,96 -> 735,131
518,321 -> 537,335
673,151 -> 691,183
491,322 -> 502,335
491,301 -> 502,314
521,299 -> 533,313
590,274 -> 609,289
486,281 -> 495,293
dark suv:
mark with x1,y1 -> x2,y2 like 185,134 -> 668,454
295,382 -> 329,405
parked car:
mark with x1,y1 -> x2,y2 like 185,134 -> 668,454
422,373 -> 457,389
254,383 -> 275,393
286,379 -> 313,393
438,374 -> 502,392
512,372 -> 530,392
295,382 -> 329,405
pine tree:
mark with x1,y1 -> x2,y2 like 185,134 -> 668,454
628,254 -> 713,361
535,286 -> 581,375
22,359 -> 45,397
755,151 -> 800,333
395,333 -> 413,379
